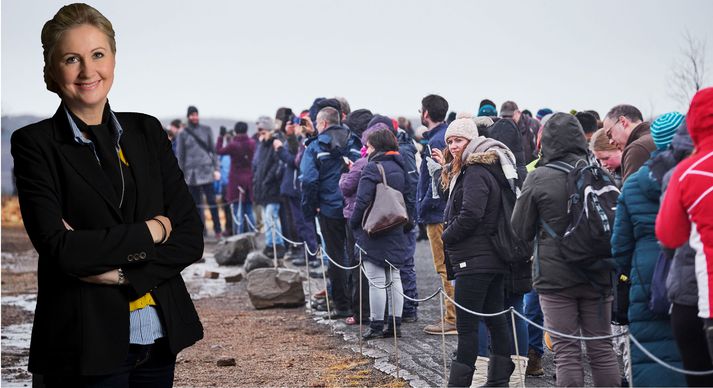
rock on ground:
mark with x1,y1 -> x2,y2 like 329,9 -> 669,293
214,232 -> 256,266
246,268 -> 304,309
244,251 -> 274,273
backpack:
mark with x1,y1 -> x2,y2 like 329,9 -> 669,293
491,186 -> 533,264
540,160 -> 620,263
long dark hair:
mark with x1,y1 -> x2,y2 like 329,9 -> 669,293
366,128 -> 398,153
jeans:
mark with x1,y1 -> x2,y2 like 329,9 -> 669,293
478,292 -> 527,357
539,286 -> 620,387
188,183 -> 221,234
427,223 -> 456,324
401,229 -> 419,317
263,203 -> 284,248
363,260 -> 403,328
455,273 -> 510,367
318,215 -> 350,312
37,338 -> 176,388
231,201 -> 255,234
346,225 -> 370,319
524,289 -> 544,355
287,196 -> 318,257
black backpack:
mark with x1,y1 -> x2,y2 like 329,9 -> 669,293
540,160 -> 620,263
491,185 -> 533,264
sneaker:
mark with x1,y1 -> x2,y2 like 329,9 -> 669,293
526,348 -> 545,376
324,309 -> 352,320
423,320 -> 457,335
291,257 -> 307,266
312,289 -> 327,299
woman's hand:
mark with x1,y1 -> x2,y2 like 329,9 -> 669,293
80,269 -> 123,285
431,148 -> 445,165
146,215 -> 173,244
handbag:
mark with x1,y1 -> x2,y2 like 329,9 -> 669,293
361,163 -> 408,237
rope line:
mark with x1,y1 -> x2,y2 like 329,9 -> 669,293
231,209 -> 711,376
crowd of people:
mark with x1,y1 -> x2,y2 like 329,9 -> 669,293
167,89 -> 713,387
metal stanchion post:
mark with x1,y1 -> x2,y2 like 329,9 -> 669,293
320,250 -> 333,333
389,266 -> 400,379
510,309 -> 524,387
304,244 -> 311,315
626,333 -> 633,388
440,291 -> 448,387
358,250 -> 363,355
236,189 -> 244,234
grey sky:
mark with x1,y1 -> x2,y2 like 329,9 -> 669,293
2,0 -> 712,121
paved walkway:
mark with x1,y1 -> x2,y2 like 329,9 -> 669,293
302,239 -> 567,387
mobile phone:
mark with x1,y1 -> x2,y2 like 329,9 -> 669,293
426,144 -> 432,155
342,156 -> 351,165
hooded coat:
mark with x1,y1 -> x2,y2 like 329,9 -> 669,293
484,118 -> 527,186
657,87 -> 713,319
442,149 -> 509,278
176,123 -> 217,186
349,152 -> 414,268
611,154 -> 685,387
512,113 -> 613,292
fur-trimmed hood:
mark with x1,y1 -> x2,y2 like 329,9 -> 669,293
465,150 -> 499,166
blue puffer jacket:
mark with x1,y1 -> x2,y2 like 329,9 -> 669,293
277,137 -> 301,198
416,122 -> 447,224
611,156 -> 685,387
299,125 -> 361,219
349,152 -> 415,268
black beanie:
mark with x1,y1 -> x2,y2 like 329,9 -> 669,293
345,109 -> 373,138
234,121 -> 248,134
187,105 -> 198,116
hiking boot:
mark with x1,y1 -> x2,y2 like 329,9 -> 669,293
423,320 -> 457,335
383,316 -> 402,338
402,313 -> 418,323
526,348 -> 544,376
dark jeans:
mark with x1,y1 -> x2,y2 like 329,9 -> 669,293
671,303 -> 713,387
288,196 -> 318,257
455,273 -> 510,367
524,289 -> 544,355
318,215 -> 351,312
346,225 -> 370,319
401,229 -> 418,317
188,183 -> 221,234
220,186 -> 232,234
478,292 -> 527,357
37,338 -> 176,388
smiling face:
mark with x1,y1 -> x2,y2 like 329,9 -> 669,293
50,24 -> 115,116
447,136 -> 469,157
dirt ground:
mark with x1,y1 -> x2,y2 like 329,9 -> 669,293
1,201 -> 405,387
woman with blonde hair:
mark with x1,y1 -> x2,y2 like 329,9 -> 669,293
12,4 -> 203,386
590,128 -> 623,186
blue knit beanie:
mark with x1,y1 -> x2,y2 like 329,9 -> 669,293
478,105 -> 497,117
536,108 -> 553,120
651,112 -> 685,149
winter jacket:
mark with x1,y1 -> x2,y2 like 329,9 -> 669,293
657,87 -> 713,319
339,157 -> 368,219
512,113 -> 612,292
252,137 -> 284,205
349,152 -> 414,268
485,118 -> 527,187
276,136 -> 301,198
300,125 -> 361,219
621,122 -> 654,182
416,122 -> 448,224
518,114 -> 539,165
397,129 -> 419,219
176,123 -> 217,186
611,157 -> 685,387
442,150 -> 508,278
216,134 -> 255,203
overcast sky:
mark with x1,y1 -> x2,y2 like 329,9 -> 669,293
2,0 -> 713,121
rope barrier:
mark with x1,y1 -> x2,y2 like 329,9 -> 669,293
230,209 -> 710,377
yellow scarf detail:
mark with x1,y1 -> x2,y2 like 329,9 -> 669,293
129,293 -> 156,312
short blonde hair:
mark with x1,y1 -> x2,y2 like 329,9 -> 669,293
590,128 -> 618,152
41,3 -> 116,94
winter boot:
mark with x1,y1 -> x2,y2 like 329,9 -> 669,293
481,355 -> 515,387
448,360 -> 475,387
383,316 -> 402,338
362,320 -> 384,340
525,348 -> 544,376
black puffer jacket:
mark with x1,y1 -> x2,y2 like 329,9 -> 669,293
512,113 -> 612,293
442,150 -> 508,278
252,137 -> 284,205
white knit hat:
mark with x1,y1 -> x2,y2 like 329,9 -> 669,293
444,112 -> 479,141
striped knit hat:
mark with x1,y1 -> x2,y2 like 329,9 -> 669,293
650,112 -> 685,149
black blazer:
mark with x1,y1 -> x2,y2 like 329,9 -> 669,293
11,105 -> 204,376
